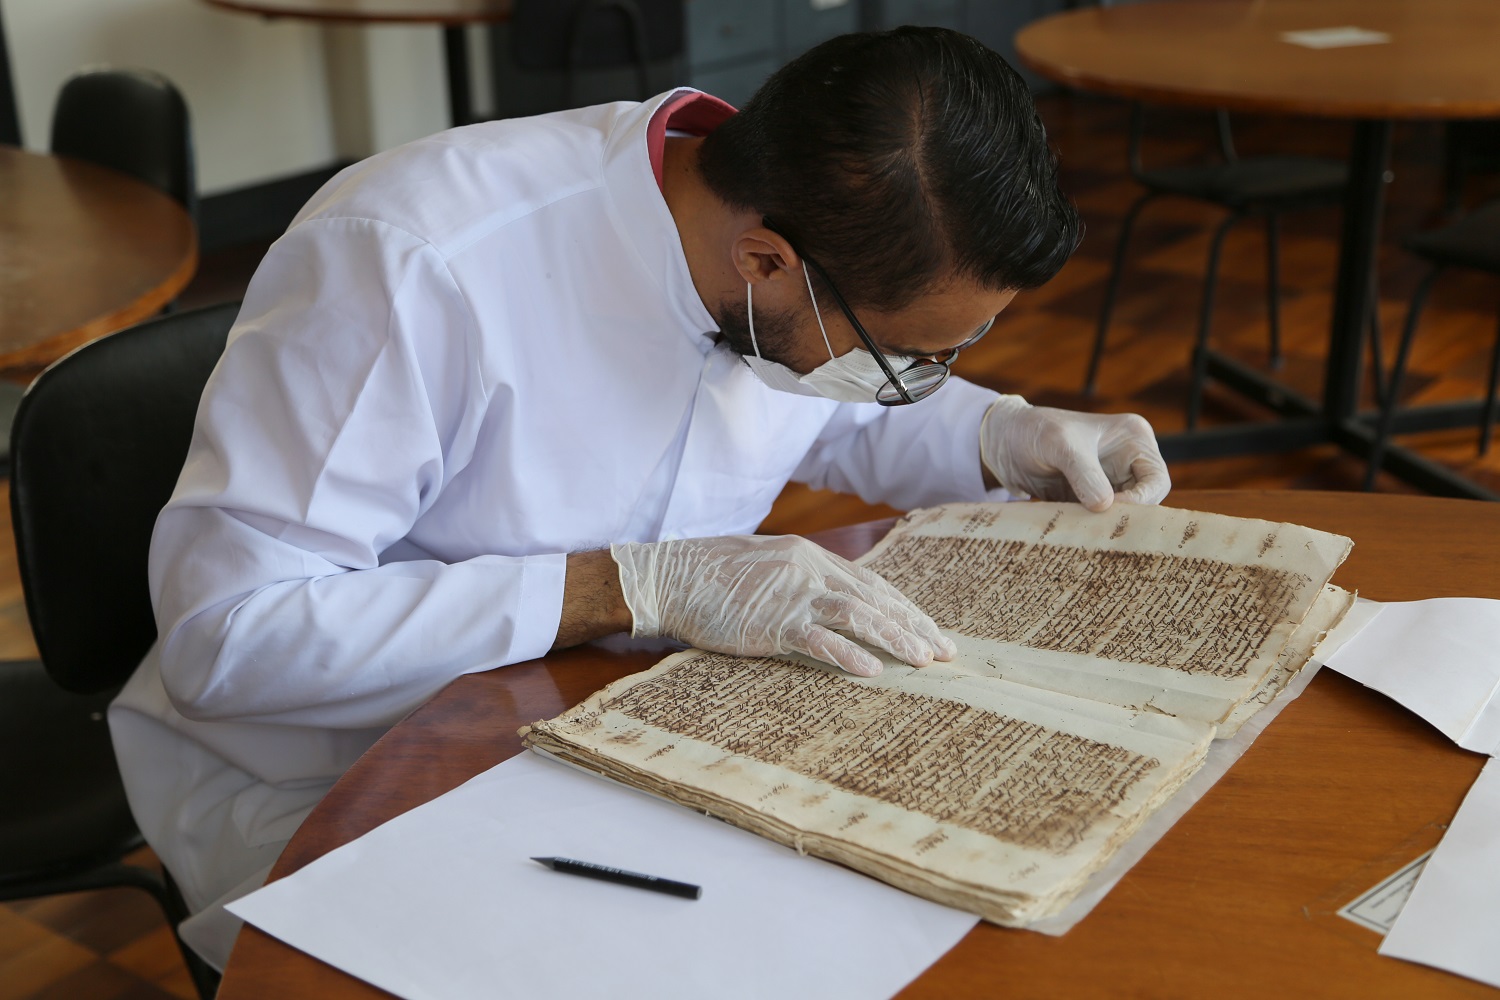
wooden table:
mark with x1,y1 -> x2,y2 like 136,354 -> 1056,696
1017,0 -> 1500,502
220,490 -> 1495,999
203,0 -> 513,127
0,147 -> 197,376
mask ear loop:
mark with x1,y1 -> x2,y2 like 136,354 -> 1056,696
746,281 -> 763,360
802,264 -> 837,361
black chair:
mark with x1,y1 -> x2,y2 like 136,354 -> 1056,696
50,67 -> 196,221
1084,104 -> 1371,428
4,301 -> 240,999
509,0 -> 685,106
1365,201 -> 1500,489
1442,120 -> 1500,215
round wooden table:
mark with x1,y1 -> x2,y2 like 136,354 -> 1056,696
1017,0 -> 1500,501
220,490 -> 1496,999
0,147 -> 197,376
202,0 -> 513,127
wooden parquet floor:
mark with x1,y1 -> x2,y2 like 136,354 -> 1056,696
6,91 -> 1499,999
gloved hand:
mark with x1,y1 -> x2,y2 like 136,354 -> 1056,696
979,395 -> 1171,512
610,534 -> 957,677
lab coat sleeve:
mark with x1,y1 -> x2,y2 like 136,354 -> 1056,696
791,376 -> 1012,511
150,217 -> 566,729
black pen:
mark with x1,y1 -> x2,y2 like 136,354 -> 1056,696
531,856 -> 702,900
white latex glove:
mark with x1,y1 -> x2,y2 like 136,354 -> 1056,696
979,395 -> 1171,512
610,534 -> 957,677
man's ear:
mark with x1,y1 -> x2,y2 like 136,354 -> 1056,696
730,225 -> 800,286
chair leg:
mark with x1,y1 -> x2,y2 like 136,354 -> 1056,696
1367,283 -> 1387,410
1365,266 -> 1443,490
1442,122 -> 1467,216
1265,212 -> 1283,369
1187,212 -> 1244,430
1085,192 -> 1155,395
1481,307 -> 1500,456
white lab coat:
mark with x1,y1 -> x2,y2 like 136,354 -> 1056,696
109,90 -> 1006,968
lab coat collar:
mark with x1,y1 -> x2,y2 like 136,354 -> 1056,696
602,90 -> 723,352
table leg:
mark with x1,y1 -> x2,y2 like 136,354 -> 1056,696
1323,119 -> 1392,421
443,25 -> 473,128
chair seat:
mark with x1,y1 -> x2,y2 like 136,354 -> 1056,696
1403,200 -> 1500,273
1139,156 -> 1348,208
0,659 -> 142,881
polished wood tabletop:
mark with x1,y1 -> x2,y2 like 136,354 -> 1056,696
219,490 -> 1496,999
0,147 -> 197,375
1016,0 -> 1500,119
202,0 -> 511,26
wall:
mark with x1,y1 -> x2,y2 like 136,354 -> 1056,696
2,0 -> 455,196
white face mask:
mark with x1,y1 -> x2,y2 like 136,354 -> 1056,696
740,265 -> 911,404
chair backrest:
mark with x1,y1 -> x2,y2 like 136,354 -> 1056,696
10,302 -> 239,694
49,68 -> 197,222
510,0 -> 685,103
1126,104 -> 1239,178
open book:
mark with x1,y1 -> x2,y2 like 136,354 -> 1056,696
522,502 -> 1353,927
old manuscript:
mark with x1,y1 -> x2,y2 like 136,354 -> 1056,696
523,502 -> 1353,926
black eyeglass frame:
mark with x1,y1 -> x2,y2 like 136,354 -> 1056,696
765,221 -> 995,405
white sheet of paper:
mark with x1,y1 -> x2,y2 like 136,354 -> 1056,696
228,752 -> 978,1000
1379,758 -> 1500,989
1322,598 -> 1500,755
1281,26 -> 1391,49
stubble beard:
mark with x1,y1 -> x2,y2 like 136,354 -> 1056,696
714,293 -> 804,370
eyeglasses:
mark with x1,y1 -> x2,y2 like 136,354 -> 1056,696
772,226 -> 996,406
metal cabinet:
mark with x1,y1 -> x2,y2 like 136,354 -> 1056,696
871,0 -> 965,30
489,0 -> 1069,118
863,0 -> 1066,89
687,0 -> 777,67
782,0 -> 861,59
686,0 -> 860,107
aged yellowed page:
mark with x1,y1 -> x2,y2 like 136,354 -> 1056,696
859,502 -> 1352,726
524,650 -> 1213,925
1219,583 -> 1355,736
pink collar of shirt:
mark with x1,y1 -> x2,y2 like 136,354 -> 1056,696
647,90 -> 737,191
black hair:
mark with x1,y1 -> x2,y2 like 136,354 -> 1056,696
697,27 -> 1081,311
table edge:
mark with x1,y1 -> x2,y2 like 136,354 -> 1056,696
1015,12 -> 1500,121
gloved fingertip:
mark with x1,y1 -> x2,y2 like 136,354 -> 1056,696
1118,481 -> 1168,507
1065,467 -> 1115,512
1082,492 -> 1113,513
849,656 -> 883,678
938,635 -> 958,659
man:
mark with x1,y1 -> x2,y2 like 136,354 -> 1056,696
111,27 -> 1170,969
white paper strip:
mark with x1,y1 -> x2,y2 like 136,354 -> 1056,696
1323,598 -> 1500,755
